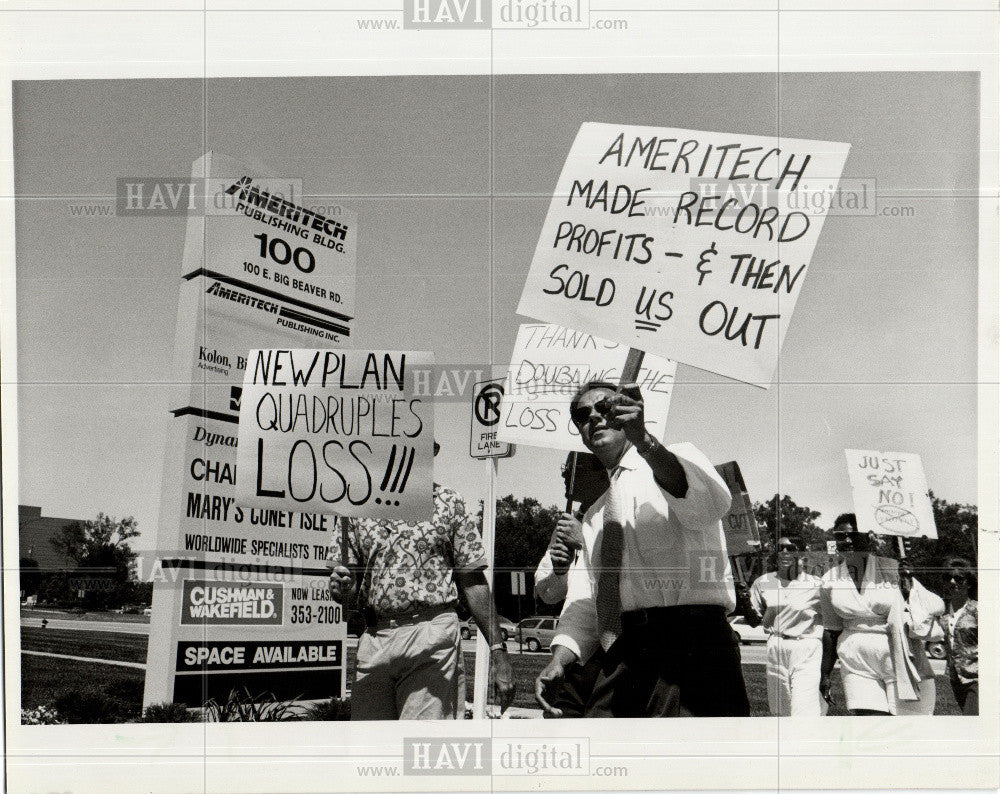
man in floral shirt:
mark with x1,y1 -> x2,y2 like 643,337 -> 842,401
329,444 -> 514,720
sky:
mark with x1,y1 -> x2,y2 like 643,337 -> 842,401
10,72 -> 982,555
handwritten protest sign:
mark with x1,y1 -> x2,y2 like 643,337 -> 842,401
497,322 -> 676,452
844,449 -> 938,538
516,123 -> 850,386
714,461 -> 761,556
235,349 -> 434,521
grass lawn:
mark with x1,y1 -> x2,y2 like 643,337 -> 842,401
21,627 -> 148,664
21,655 -> 145,714
20,627 -> 962,719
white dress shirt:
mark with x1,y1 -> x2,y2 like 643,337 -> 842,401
551,442 -> 736,663
534,549 -> 569,604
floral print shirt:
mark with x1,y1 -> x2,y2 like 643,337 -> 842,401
329,484 -> 486,615
944,598 -> 978,684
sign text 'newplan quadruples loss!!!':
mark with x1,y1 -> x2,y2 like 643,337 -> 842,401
236,348 -> 434,522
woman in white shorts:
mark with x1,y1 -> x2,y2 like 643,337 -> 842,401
819,522 -> 923,715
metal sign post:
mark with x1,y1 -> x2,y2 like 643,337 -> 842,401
472,455 -> 499,719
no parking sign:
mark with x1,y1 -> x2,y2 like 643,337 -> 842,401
470,379 -> 514,459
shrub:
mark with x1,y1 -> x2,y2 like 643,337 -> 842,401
103,678 -> 144,704
203,688 -> 307,722
303,697 -> 351,721
53,684 -> 140,724
142,702 -> 200,723
21,705 -> 64,725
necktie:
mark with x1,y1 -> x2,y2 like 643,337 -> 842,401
596,466 -> 625,650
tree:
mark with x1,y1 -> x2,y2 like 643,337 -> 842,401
901,493 -> 978,596
492,495 -> 561,619
49,513 -> 141,609
753,494 -> 824,565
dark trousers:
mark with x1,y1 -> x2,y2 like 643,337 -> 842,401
584,604 -> 750,718
543,652 -> 605,719
950,672 -> 979,716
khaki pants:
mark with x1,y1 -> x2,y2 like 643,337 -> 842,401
351,611 -> 463,720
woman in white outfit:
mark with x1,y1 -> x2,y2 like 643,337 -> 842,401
748,536 -> 827,716
819,524 -> 923,716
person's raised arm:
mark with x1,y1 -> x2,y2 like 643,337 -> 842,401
604,384 -> 687,497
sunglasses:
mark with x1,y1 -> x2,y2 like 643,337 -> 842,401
570,397 -> 612,426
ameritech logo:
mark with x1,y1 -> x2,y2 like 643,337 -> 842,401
403,0 -> 588,28
403,737 -> 589,775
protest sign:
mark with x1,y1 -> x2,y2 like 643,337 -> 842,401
144,153 -> 352,709
498,322 -> 676,452
714,461 -> 761,556
516,123 -> 850,386
235,349 -> 434,521
844,449 -> 938,538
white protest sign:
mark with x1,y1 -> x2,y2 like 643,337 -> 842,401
497,322 -> 676,452
235,349 -> 434,521
844,449 -> 938,538
516,123 -> 850,386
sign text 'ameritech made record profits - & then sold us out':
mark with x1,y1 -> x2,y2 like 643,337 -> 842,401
516,123 -> 850,386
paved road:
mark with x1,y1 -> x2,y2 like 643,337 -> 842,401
21,617 -> 151,635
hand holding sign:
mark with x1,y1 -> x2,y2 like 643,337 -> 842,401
498,322 -> 676,452
597,383 -> 647,447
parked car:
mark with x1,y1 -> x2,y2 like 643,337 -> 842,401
459,616 -> 517,641
516,616 -> 559,652
729,616 -> 768,644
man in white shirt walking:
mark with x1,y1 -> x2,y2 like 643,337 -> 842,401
534,380 -> 750,717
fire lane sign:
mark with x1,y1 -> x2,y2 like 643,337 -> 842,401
471,379 -> 513,459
